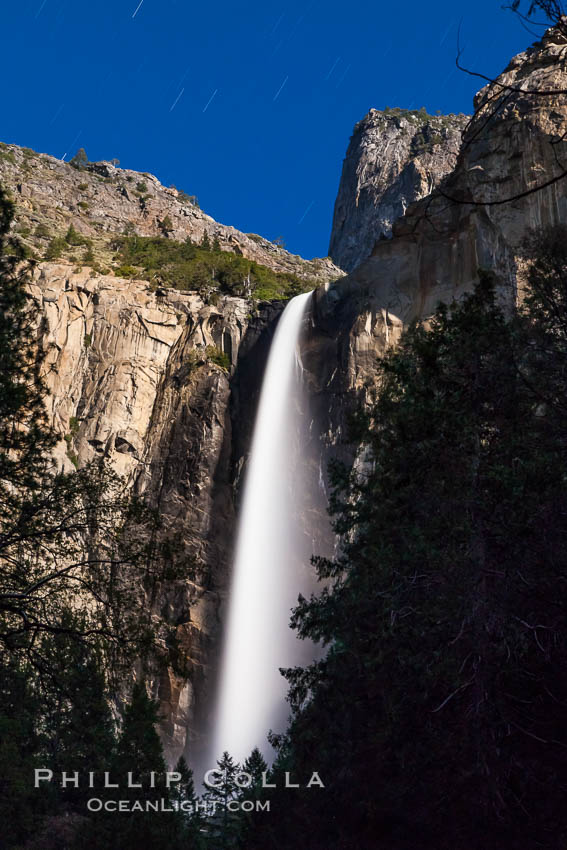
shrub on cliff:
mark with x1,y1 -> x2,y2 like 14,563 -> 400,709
177,190 -> 199,207
34,222 -> 50,240
112,233 -> 314,301
69,147 -> 89,170
44,235 -> 67,260
158,214 -> 174,235
205,345 -> 230,370
65,223 -> 86,246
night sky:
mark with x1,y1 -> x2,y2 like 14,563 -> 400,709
3,1 -> 536,259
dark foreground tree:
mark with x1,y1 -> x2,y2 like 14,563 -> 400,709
0,628 -> 117,850
0,187 -> 54,494
170,755 -> 207,847
248,236 -> 567,850
203,751 -> 244,848
510,0 -> 566,29
237,748 -> 269,847
0,185 -> 192,847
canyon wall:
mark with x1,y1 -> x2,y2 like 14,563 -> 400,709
29,261 -> 279,765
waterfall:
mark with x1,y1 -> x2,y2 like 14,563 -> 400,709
211,291 -> 317,765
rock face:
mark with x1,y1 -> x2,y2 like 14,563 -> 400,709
0,142 -> 343,765
28,259 -> 287,766
329,109 -> 469,273
0,145 -> 342,284
311,22 -> 567,440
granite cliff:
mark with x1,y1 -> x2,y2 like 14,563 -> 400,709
27,262 -> 258,764
328,108 -> 469,272
311,22 -> 567,418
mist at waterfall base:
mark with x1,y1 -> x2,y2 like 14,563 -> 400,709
210,291 -> 325,769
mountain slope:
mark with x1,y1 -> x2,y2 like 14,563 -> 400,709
0,143 -> 343,287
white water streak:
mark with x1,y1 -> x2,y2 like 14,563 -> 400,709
212,292 -> 315,764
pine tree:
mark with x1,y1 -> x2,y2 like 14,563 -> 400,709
254,266 -> 567,849
44,235 -> 67,259
40,619 -> 117,785
159,215 -> 173,235
238,748 -> 269,845
0,186 -> 55,498
172,755 -> 194,800
70,148 -> 88,170
0,616 -> 117,848
203,751 -> 243,848
169,755 -> 207,847
242,748 -> 267,798
113,683 -> 167,779
87,683 -> 173,850
0,665 -> 48,848
65,223 -> 85,246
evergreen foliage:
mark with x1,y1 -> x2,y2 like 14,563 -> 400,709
70,148 -> 89,170
170,755 -> 207,846
65,224 -> 86,246
112,233 -> 314,300
248,233 -> 567,849
0,189 -> 55,499
203,752 -> 244,848
158,214 -> 173,235
34,223 -> 51,240
205,345 -> 231,370
177,190 -> 199,207
44,235 -> 67,260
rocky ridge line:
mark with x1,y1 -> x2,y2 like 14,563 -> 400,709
0,143 -> 343,285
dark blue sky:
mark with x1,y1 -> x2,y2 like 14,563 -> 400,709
3,1 -> 534,259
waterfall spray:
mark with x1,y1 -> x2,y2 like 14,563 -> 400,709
211,291 -> 317,765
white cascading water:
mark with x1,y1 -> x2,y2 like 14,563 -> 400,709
212,291 -> 317,765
